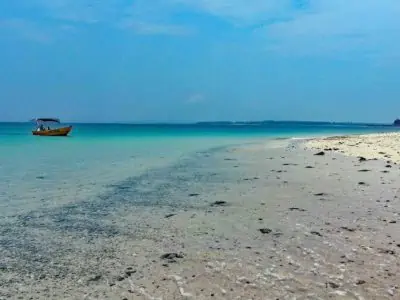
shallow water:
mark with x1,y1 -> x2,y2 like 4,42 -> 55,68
1,122 -> 400,299
0,122 -> 398,217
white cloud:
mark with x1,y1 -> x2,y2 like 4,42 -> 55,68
59,24 -> 77,32
0,19 -> 51,43
33,0 -> 119,24
186,93 -> 205,104
18,0 -> 191,35
167,0 -> 400,61
120,21 -> 192,36
6,0 -> 400,60
174,0 -> 293,25
266,0 -> 400,38
24,0 -> 298,29
259,0 -> 400,60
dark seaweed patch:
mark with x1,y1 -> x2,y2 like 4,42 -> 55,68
0,146 -> 234,277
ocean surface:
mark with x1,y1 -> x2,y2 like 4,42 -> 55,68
0,121 -> 398,217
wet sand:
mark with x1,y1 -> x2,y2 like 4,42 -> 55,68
1,139 -> 400,299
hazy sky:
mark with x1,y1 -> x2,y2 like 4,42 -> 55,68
0,0 -> 399,123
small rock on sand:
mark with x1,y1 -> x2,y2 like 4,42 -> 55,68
125,268 -> 136,277
289,207 -> 307,212
327,282 -> 340,289
310,231 -> 323,237
341,227 -> 356,232
160,253 -> 185,260
211,201 -> 227,206
377,248 -> 395,255
87,274 -> 102,283
314,193 -> 327,196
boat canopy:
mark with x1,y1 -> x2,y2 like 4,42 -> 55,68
33,118 -> 61,123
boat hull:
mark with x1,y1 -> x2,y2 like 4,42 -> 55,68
32,126 -> 72,136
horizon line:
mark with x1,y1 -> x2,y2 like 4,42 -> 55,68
0,120 -> 394,126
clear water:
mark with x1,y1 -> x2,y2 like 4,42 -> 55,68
0,122 -> 398,216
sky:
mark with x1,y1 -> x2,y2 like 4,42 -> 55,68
0,0 -> 399,123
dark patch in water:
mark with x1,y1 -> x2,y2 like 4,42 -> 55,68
0,145 -> 234,276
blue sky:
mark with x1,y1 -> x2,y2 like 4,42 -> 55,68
0,0 -> 399,123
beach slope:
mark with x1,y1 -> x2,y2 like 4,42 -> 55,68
1,137 -> 399,299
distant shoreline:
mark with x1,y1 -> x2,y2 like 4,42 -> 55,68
0,120 -> 396,126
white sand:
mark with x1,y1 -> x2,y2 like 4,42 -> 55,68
305,132 -> 400,163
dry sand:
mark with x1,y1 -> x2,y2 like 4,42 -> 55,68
1,137 -> 400,299
305,132 -> 400,163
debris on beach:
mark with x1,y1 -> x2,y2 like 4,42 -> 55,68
243,177 -> 259,181
340,227 -> 356,232
327,282 -> 340,289
314,193 -> 327,196
125,267 -> 136,277
160,253 -> 185,263
377,248 -> 395,255
111,267 -> 137,284
211,201 -> 227,206
310,231 -> 323,237
314,151 -> 325,156
86,274 -> 102,283
289,207 -> 307,212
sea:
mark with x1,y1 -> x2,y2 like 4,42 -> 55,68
0,121 -> 398,217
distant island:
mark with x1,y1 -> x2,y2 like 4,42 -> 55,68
394,119 -> 400,126
195,121 -> 394,127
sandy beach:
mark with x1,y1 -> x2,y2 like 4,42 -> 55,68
1,134 -> 400,299
306,132 -> 400,164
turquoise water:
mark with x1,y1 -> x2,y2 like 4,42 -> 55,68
0,122 -> 398,216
